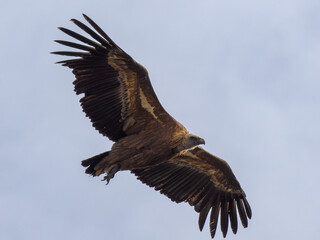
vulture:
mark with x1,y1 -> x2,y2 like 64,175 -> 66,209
52,14 -> 252,238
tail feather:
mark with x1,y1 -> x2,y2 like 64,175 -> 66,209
81,151 -> 110,176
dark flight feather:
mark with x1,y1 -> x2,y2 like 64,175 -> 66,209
82,14 -> 119,48
220,200 -> 228,237
229,198 -> 238,234
52,51 -> 90,57
58,27 -> 101,49
70,19 -> 109,47
236,198 -> 248,227
210,198 -> 221,239
54,40 -> 94,52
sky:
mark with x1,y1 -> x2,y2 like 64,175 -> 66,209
1,0 -> 319,239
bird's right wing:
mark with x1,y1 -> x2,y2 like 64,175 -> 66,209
52,14 -> 184,142
132,146 -> 251,238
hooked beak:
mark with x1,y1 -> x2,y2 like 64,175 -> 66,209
199,138 -> 205,145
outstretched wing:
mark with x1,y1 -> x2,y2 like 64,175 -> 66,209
52,14 -> 179,141
132,147 -> 251,238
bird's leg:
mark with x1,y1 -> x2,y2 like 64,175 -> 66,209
102,163 -> 121,185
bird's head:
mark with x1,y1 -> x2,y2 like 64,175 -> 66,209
179,133 -> 205,151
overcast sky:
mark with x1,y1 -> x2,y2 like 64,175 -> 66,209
1,1 -> 319,240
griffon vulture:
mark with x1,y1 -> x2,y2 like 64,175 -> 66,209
52,14 -> 252,238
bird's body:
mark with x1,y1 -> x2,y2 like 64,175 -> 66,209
53,14 -> 252,238
95,122 -> 187,173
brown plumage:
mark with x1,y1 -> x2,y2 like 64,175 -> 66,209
52,14 -> 252,238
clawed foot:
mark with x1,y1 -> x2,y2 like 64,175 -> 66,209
102,163 -> 121,185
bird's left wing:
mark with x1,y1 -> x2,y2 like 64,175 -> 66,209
131,146 -> 251,238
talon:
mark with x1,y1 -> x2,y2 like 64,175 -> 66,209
103,163 -> 120,185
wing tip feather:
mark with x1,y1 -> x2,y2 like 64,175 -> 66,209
243,197 -> 252,219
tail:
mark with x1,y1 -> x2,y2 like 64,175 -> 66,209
81,151 -> 110,176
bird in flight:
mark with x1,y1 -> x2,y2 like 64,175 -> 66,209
52,14 -> 252,238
